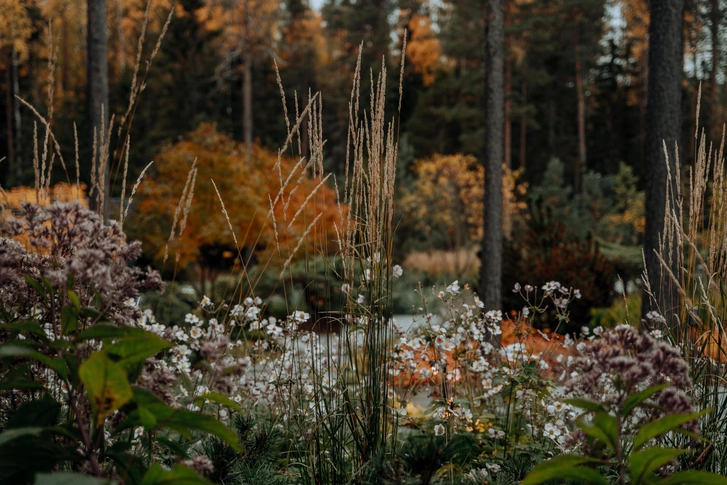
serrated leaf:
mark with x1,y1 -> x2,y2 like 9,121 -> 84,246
520,454 -> 607,485
79,351 -> 133,426
140,464 -> 213,485
629,447 -> 685,485
34,472 -> 116,485
633,410 -> 705,450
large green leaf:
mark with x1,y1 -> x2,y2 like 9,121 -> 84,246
35,472 -> 116,485
1,321 -> 46,338
104,334 -> 171,367
623,384 -> 670,417
628,447 -> 685,485
578,413 -> 619,453
0,344 -> 68,380
75,325 -> 150,341
126,388 -> 241,450
140,464 -> 213,485
79,351 -> 133,425
565,398 -> 607,413
659,471 -> 727,484
6,395 -> 61,428
520,454 -> 608,485
0,427 -> 45,446
633,411 -> 705,450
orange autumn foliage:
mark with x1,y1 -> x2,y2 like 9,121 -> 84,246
129,123 -> 341,270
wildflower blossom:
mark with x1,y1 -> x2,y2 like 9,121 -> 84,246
392,264 -> 403,278
434,424 -> 445,436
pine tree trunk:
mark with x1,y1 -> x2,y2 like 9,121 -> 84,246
642,0 -> 684,333
710,0 -> 719,142
574,13 -> 587,195
88,0 -> 109,217
481,0 -> 504,314
5,48 -> 15,176
520,79 -> 527,171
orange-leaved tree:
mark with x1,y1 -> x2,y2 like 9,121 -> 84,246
129,123 -> 341,277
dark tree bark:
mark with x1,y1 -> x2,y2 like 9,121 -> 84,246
520,78 -> 527,171
642,0 -> 684,332
710,0 -> 720,142
242,0 -> 253,159
481,0 -> 504,313
4,47 -> 15,177
88,0 -> 109,218
574,11 -> 587,195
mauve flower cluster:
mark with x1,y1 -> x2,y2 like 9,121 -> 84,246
0,202 -> 163,327
566,324 -> 698,439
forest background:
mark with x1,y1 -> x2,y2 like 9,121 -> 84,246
0,0 -> 712,326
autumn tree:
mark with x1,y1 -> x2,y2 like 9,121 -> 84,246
642,0 -> 684,330
129,123 -> 341,291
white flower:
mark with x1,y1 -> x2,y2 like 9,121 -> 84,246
201,295 -> 212,307
474,295 -> 485,308
364,268 -> 372,282
341,283 -> 351,293
581,326 -> 590,335
244,297 -> 254,306
189,326 -> 203,339
438,291 -> 446,299
174,330 -> 189,342
573,289 -> 581,299
392,265 -> 403,278
133,426 -> 144,439
446,280 -> 460,294
485,310 -> 502,322
543,281 -> 561,293
434,424 -> 445,436
254,296 -> 263,306
651,329 -> 663,339
486,463 -> 501,473
522,306 -> 530,316
293,311 -> 310,323
184,313 -> 199,324
357,294 -> 365,305
544,423 -> 561,438
576,342 -> 587,353
488,428 -> 505,439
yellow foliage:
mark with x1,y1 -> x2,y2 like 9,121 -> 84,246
130,123 -> 341,270
406,14 -> 444,87
1,183 -> 88,212
0,0 -> 33,61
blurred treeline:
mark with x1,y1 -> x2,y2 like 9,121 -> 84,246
1,0 -> 720,189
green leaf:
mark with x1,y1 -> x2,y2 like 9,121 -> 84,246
61,305 -> 78,334
623,384 -> 670,417
0,427 -> 45,446
0,344 -> 68,380
629,447 -> 685,485
137,406 -> 158,429
0,321 -> 46,337
128,388 -> 240,450
24,276 -> 47,299
34,472 -> 116,485
140,464 -> 213,485
67,290 -> 81,310
193,392 -> 243,413
659,471 -> 727,485
76,325 -> 149,341
565,398 -> 607,413
520,454 -> 608,485
6,394 -> 61,428
580,413 -> 619,453
633,410 -> 705,450
79,351 -> 133,426
105,334 -> 171,367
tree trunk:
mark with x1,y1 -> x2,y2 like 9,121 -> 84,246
520,78 -> 527,171
242,0 -> 253,159
5,48 -> 15,177
710,0 -> 719,142
574,12 -> 587,195
12,44 -> 20,181
117,0 -> 125,75
88,0 -> 110,218
481,0 -> 504,314
642,0 -> 684,333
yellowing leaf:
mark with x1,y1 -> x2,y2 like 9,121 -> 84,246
79,351 -> 133,426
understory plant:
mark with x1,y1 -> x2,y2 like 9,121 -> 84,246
0,202 -> 241,484
522,324 -> 727,485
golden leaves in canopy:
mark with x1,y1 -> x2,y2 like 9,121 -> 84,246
131,123 -> 341,270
